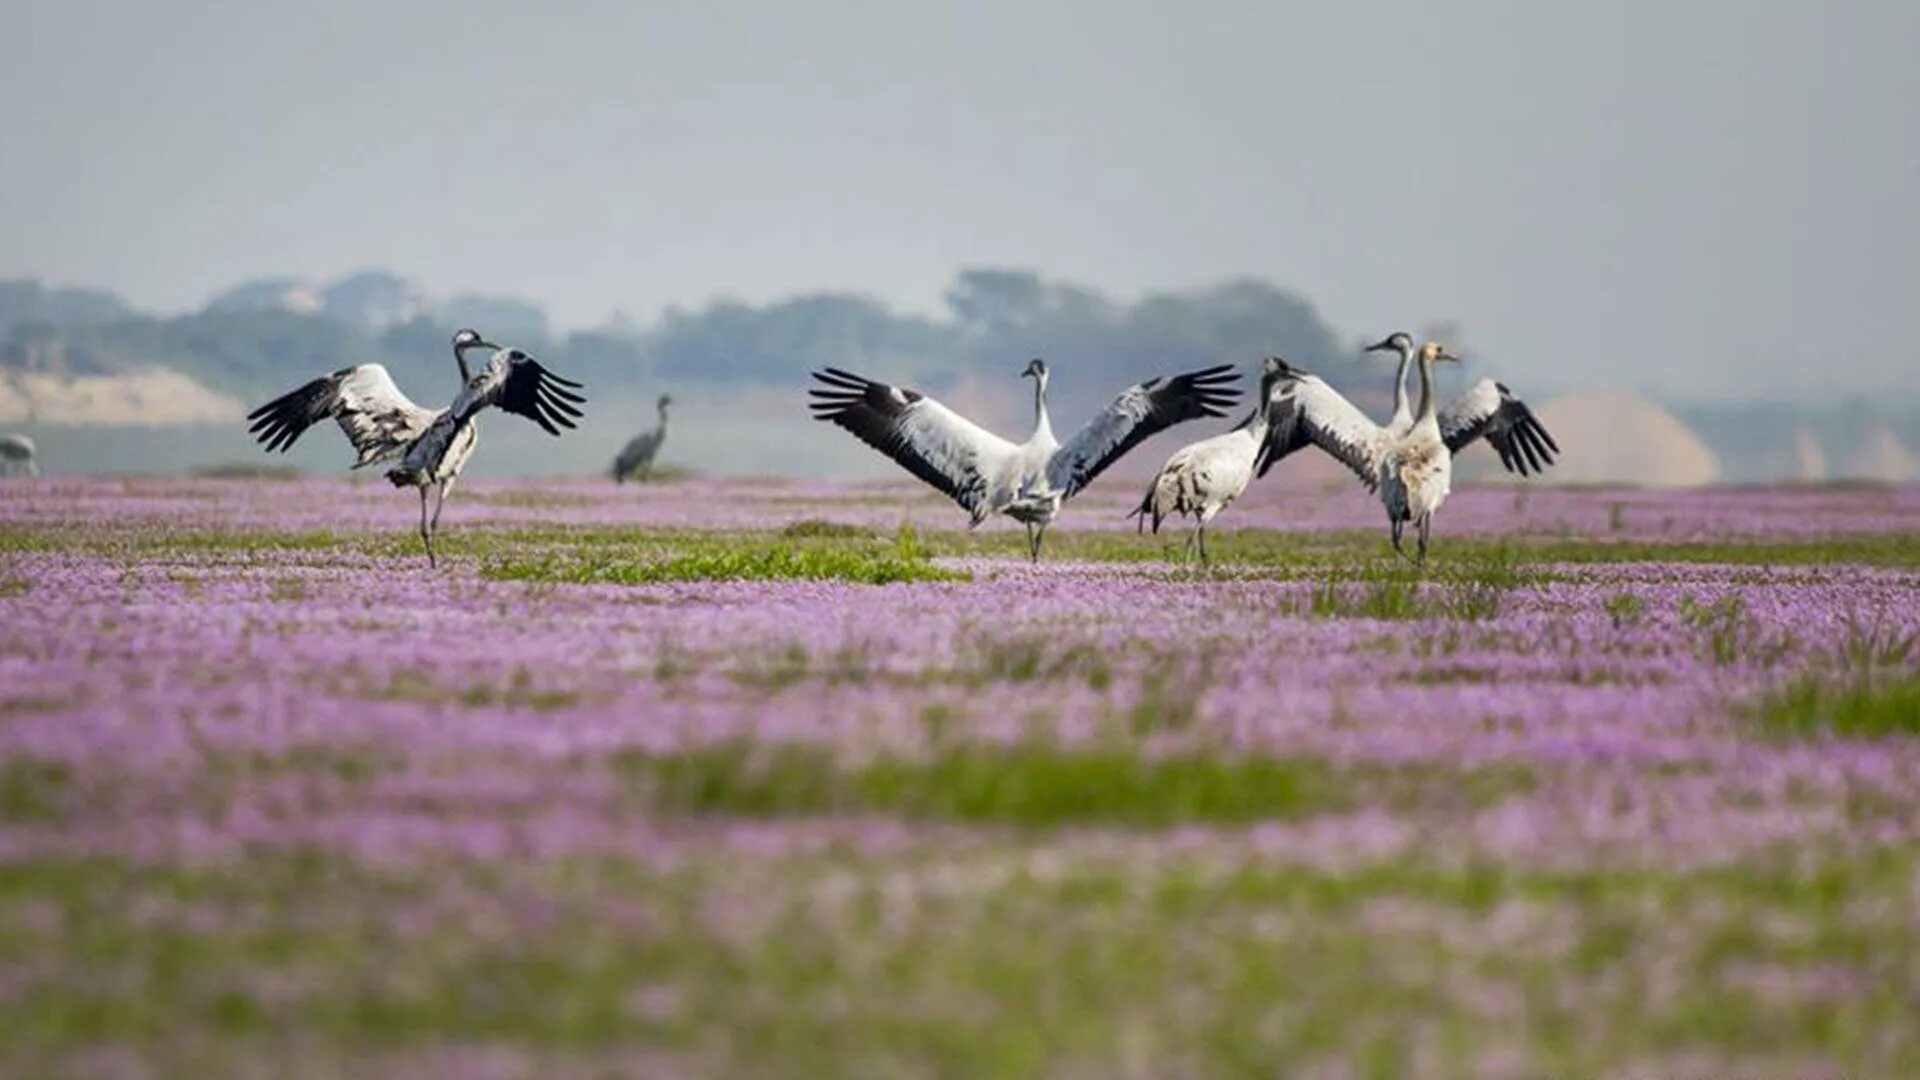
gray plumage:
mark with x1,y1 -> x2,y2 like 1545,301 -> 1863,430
247,328 -> 586,567
611,394 -> 672,482
0,434 -> 37,477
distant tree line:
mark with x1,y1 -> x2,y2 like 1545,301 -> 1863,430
1,268 -> 1372,413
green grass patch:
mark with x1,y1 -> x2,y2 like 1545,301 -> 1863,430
1302,548 -> 1533,621
486,545 -> 966,586
485,525 -> 966,586
0,758 -> 72,822
1752,669 -> 1920,740
926,527 -> 1920,572
613,743 -> 1532,826
779,518 -> 874,539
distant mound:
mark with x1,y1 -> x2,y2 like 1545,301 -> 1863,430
1522,391 -> 1719,488
0,368 -> 243,426
1840,427 -> 1918,483
1785,426 -> 1829,482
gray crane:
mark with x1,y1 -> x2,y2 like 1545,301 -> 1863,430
247,328 -> 586,567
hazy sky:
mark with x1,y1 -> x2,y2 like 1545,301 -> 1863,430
4,0 -> 1917,400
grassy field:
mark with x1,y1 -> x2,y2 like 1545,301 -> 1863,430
1,477 -> 1918,1077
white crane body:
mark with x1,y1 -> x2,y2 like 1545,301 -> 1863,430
1131,357 -> 1287,563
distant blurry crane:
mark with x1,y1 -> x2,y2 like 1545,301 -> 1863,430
810,358 -> 1240,560
0,434 -> 37,477
1258,342 -> 1469,564
611,394 -> 673,482
246,328 -> 587,567
1129,357 -> 1287,565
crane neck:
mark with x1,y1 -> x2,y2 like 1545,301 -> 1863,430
454,342 -> 488,385
1391,348 -> 1413,427
1030,373 -> 1054,445
1413,354 -> 1439,428
1238,372 -> 1284,436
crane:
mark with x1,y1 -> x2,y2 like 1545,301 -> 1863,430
611,394 -> 673,482
0,434 -> 37,477
1357,331 -> 1559,476
246,328 -> 586,567
1128,357 -> 1288,564
810,358 -> 1240,560
1259,342 -> 1473,564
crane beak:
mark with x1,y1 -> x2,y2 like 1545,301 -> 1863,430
1363,337 -> 1398,353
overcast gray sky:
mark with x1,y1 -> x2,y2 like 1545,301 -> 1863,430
4,0 -> 1916,400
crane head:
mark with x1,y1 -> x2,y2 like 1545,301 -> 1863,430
1419,341 -> 1462,364
451,328 -> 499,355
1020,358 -> 1049,381
1363,332 -> 1415,356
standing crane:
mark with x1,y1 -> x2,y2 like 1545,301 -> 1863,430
1258,342 -> 1473,564
1128,356 -> 1287,565
0,434 -> 37,477
1356,331 -> 1559,476
810,358 -> 1240,560
611,394 -> 673,482
246,328 -> 587,567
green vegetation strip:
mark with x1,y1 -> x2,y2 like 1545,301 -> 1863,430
612,744 -> 1533,825
484,544 -> 966,585
1753,669 -> 1920,740
10,521 -> 1920,572
0,848 -> 1915,1076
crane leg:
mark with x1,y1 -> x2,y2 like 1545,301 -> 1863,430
1416,515 -> 1431,567
1029,524 -> 1048,562
1199,522 -> 1211,567
1390,519 -> 1408,562
418,485 -> 437,569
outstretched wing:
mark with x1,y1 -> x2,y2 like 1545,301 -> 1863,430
1257,360 -> 1389,488
809,368 -> 1017,520
452,349 -> 587,436
1439,379 -> 1560,477
247,364 -> 439,467
1046,365 -> 1241,498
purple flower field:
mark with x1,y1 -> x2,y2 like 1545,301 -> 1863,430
3,475 -> 1919,1077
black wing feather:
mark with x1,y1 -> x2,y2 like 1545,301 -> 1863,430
1443,382 -> 1560,477
808,370 -> 969,506
246,368 -> 353,453
496,357 -> 587,437
1048,364 -> 1242,497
